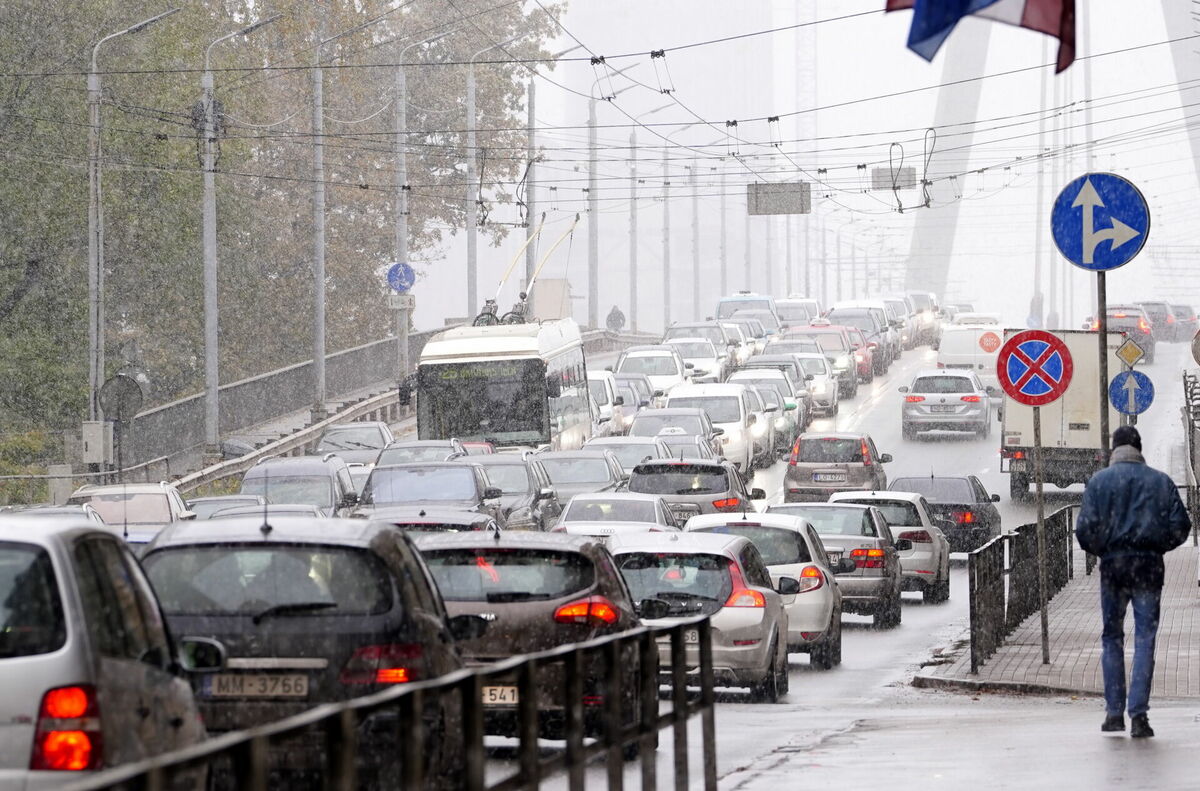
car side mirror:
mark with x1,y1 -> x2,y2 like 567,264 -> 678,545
653,390 -> 665,398
483,487 -> 503,500
897,386 -> 909,393
447,614 -> 490,641
879,453 -> 893,463
178,510 -> 197,521
764,404 -> 779,413
598,416 -> 611,423
894,538 -> 913,552
985,385 -> 997,395
613,395 -> 625,406
537,487 -> 556,501
684,362 -> 695,369
605,365 -> 613,372
834,558 -> 858,575
990,493 -> 1001,503
639,399 -> 650,408
177,636 -> 227,673
805,374 -> 815,381
340,492 -> 360,507
637,598 -> 672,620
750,487 -> 766,500
795,388 -> 810,399
711,427 -> 725,437
776,576 -> 802,595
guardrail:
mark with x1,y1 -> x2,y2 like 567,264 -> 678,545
63,619 -> 717,791
967,506 -> 1077,673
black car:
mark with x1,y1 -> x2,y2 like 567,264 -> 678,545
353,462 -> 504,523
239,454 -> 359,517
456,454 -> 562,531
1137,300 -> 1175,346
533,449 -> 627,501
888,475 -> 1001,552
140,517 -> 489,790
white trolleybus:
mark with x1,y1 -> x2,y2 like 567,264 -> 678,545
404,317 -> 592,451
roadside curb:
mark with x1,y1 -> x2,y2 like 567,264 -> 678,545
911,670 -> 1102,698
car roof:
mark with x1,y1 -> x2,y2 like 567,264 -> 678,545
912,368 -> 976,379
633,457 -> 727,471
830,490 -> 921,504
464,454 -> 529,466
0,517 -> 109,548
729,368 -> 786,379
144,516 -> 384,550
665,336 -> 715,345
536,449 -> 616,460
668,383 -> 748,397
384,439 -> 459,448
244,456 -> 341,475
608,530 -> 748,556
413,530 -> 597,552
70,482 -> 174,496
622,345 -> 679,355
634,407 -> 707,417
685,512 -> 812,532
324,421 -> 388,431
368,507 -> 497,525
566,492 -> 665,504
373,461 -> 470,471
212,505 -> 322,517
586,436 -> 663,445
798,431 -> 870,440
188,494 -> 262,503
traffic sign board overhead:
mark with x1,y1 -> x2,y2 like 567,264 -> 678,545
1051,173 -> 1149,271
996,330 -> 1074,407
386,262 -> 416,293
1109,370 -> 1154,415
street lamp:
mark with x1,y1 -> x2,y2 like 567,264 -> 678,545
87,8 -> 179,423
200,14 -> 281,462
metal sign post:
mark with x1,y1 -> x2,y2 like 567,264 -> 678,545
386,262 -> 416,382
997,330 -> 1075,665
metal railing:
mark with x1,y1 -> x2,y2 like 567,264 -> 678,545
967,506 -> 1077,673
63,619 -> 717,791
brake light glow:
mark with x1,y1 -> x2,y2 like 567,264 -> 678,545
1168,314 -> 1176,324
1113,313 -> 1127,318
788,437 -> 802,466
905,395 -> 926,403
951,511 -> 975,524
30,685 -> 101,771
936,361 -> 945,368
797,565 -> 824,593
340,644 -> 423,684
850,548 -> 886,568
554,595 -> 620,626
960,395 -> 981,403
861,438 -> 871,467
1088,319 -> 1100,331
1138,318 -> 1151,333
725,563 -> 766,608
712,497 -> 742,511
898,530 -> 933,544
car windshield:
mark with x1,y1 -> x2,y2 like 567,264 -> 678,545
828,311 -> 876,334
617,384 -> 639,407
144,545 -> 392,616
564,498 -> 657,523
670,342 -> 716,358
777,304 -> 811,322
476,464 -> 532,495
629,464 -> 729,495
618,355 -> 678,376
422,548 -> 594,602
668,396 -> 741,424
241,475 -> 333,508
658,436 -> 708,456
540,458 -> 613,484
770,506 -> 877,537
592,443 -> 661,470
630,414 -> 704,437
0,542 -> 65,659
588,380 -> 610,406
765,340 -> 820,355
912,376 -> 974,394
838,499 -> 921,527
798,357 -> 830,375
77,492 -> 172,525
316,426 -> 384,452
797,438 -> 863,463
377,445 -> 454,465
695,525 -> 810,565
731,310 -> 780,332
891,478 -> 974,502
364,467 -> 477,504
795,333 -> 847,353
615,552 -> 732,615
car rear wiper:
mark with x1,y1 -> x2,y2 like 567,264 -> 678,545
654,591 -> 719,602
485,592 -> 555,603
251,601 -> 337,624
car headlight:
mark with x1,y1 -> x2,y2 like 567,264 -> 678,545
833,355 -> 850,370
751,422 -> 766,438
774,417 -> 787,430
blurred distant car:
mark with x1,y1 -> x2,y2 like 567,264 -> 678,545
613,346 -> 690,399
187,494 -> 266,520
793,353 -> 838,416
720,322 -> 755,367
783,432 -> 891,503
654,428 -> 719,461
535,450 -> 627,500
587,370 -> 630,436
239,454 -> 359,517
554,492 -> 680,531
458,454 -> 562,531
1171,304 -> 1198,343
314,421 -> 396,464
614,372 -> 658,410
68,481 -> 195,546
0,502 -> 107,526
950,312 -> 1001,326
209,503 -> 325,520
1137,300 -> 1175,346
665,337 -> 727,383
629,407 -> 723,457
353,462 -> 504,523
376,439 -> 466,466
844,327 -> 876,383
627,458 -> 764,523
461,441 -> 496,455
583,436 -> 673,475
346,462 -> 371,494
1086,304 -> 1155,363
898,370 -> 992,440
888,475 -> 1001,552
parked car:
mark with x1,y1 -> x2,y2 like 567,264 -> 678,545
534,449 -> 627,500
827,491 -> 952,604
67,481 -> 196,546
583,436 -> 673,475
238,454 -> 359,517
784,432 -> 892,502
353,462 -> 504,523
376,439 -> 467,466
0,517 -> 216,785
665,383 -> 760,472
141,517 -> 487,789
628,407 -> 724,457
460,454 -> 562,531
627,458 -> 765,523
767,502 -> 907,628
685,512 -> 852,668
313,421 -> 396,464
186,494 -> 267,520
899,370 -> 994,440
889,475 -> 1002,552
610,531 -> 796,702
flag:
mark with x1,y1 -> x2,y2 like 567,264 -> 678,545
886,0 -> 1076,72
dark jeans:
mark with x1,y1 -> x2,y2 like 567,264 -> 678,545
1099,556 -> 1163,718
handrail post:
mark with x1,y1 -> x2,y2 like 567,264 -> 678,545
517,658 -> 541,788
564,647 -> 586,791
699,618 -> 718,791
604,637 -> 625,790
639,630 -> 659,791
399,689 -> 425,790
461,674 -> 485,791
324,707 -> 358,791
670,625 -> 690,791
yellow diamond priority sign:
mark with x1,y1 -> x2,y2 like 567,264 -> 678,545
1116,337 -> 1145,368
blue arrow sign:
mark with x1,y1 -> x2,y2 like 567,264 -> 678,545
1109,370 -> 1154,415
386,262 -> 415,293
1051,173 -> 1149,272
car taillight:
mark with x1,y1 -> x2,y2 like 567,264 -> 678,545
1000,448 -> 1025,459
797,565 -> 824,592
1088,319 -> 1100,331
854,353 -> 864,363
1168,314 -> 1176,324
905,395 -> 926,403
1113,313 -> 1127,318
951,511 -> 975,524
1138,318 -> 1151,333
850,548 -> 886,568
340,644 -> 423,684
30,685 -> 102,771
960,395 -> 981,403
898,530 -> 933,544
712,497 -> 742,511
936,361 -> 945,368
861,438 -> 871,466
725,563 -> 766,608
554,595 -> 620,626
788,437 -> 802,466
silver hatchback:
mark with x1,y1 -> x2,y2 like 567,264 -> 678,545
899,369 -> 994,440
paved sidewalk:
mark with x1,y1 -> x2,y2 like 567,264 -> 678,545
914,542 -> 1200,698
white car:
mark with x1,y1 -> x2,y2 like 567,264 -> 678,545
614,347 -> 689,402
742,385 -> 779,470
721,323 -> 755,367
684,512 -> 852,669
793,353 -> 839,416
665,383 -> 758,472
665,337 -> 726,384
587,369 -> 629,435
828,490 -> 952,603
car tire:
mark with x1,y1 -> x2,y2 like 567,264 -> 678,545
749,640 -> 783,703
621,729 -> 659,762
902,423 -> 916,441
924,574 -> 951,604
873,593 -> 902,629
810,609 -> 842,669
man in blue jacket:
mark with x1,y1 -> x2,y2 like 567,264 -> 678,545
1075,426 -> 1191,738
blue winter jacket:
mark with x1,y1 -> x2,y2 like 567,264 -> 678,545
1075,446 -> 1191,560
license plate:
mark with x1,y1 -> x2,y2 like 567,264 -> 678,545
684,629 -> 700,644
204,674 -> 309,698
1010,459 -> 1028,472
931,405 -> 956,413
482,686 -> 519,705
813,473 -> 846,483
826,552 -> 842,564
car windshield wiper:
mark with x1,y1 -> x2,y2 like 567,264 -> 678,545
674,488 -> 716,495
251,601 -> 337,624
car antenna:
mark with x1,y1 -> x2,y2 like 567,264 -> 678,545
121,477 -> 129,541
260,473 -> 272,535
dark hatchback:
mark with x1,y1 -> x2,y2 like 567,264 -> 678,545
888,475 -> 1001,552
534,450 -> 627,501
140,517 -> 488,789
457,454 -> 562,531
352,462 -> 504,524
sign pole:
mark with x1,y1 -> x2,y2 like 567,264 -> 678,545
1033,404 -> 1051,665
1097,271 -> 1110,465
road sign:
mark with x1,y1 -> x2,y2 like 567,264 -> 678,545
1193,329 -> 1200,366
979,331 -> 1001,353
388,293 -> 415,310
1109,370 -> 1154,415
996,330 -> 1074,407
386,262 -> 415,293
1051,173 -> 1149,271
1115,337 -> 1145,368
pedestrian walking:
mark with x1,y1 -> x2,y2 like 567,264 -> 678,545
1074,426 -> 1191,738
606,304 -> 626,333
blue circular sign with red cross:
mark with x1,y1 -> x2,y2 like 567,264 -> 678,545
996,330 -> 1074,407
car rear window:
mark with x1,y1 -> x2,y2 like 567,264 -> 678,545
78,492 -> 171,525
615,552 -> 732,616
422,548 -> 593,602
241,475 -> 334,508
0,542 -> 66,659
911,376 -> 973,394
592,443 -> 660,470
143,545 -> 393,616
630,414 -> 703,437
540,458 -> 612,484
475,464 -> 531,495
377,446 -> 454,465
618,355 -> 678,377
797,438 -> 863,463
365,467 -> 477,505
909,293 -> 932,311
667,396 -> 741,423
837,499 -> 921,527
890,478 -> 974,502
588,381 -> 610,406
765,340 -> 820,355
777,304 -> 811,322
770,506 -> 877,537
796,333 -> 847,353
628,464 -> 730,495
564,499 -> 657,523
694,526 -> 811,565
316,426 -> 384,452
798,357 -> 830,375
670,342 -> 716,358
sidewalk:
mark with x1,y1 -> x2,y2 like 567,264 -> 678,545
914,542 -> 1200,698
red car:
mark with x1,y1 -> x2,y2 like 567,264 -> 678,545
844,327 -> 876,383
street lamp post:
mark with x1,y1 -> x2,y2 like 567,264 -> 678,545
87,9 -> 178,423
201,14 -> 280,463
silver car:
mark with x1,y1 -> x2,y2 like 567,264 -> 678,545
899,369 -> 994,440
0,517 -> 218,785
610,531 -> 798,702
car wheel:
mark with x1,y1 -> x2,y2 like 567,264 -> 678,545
873,593 -> 902,629
749,640 -> 783,703
811,609 -> 842,670
902,423 -> 916,441
925,570 -> 951,604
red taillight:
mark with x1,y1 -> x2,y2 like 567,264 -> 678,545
1113,313 -> 1127,318
725,563 -> 766,608
850,547 -> 886,568
1138,318 -> 1151,333
951,511 -> 975,524
554,595 -> 620,626
861,439 -> 871,466
1167,314 -> 1176,324
788,437 -> 802,466
797,565 -> 824,592
30,685 -> 101,771
960,395 -> 981,403
712,497 -> 742,511
1088,319 -> 1100,331
1001,448 -> 1026,460
905,395 -> 926,403
898,530 -> 933,544
340,644 -> 423,684
936,362 -> 945,368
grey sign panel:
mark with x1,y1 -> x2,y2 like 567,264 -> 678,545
871,166 -> 917,190
747,182 -> 811,215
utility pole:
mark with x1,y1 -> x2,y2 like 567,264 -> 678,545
629,129 -> 638,332
719,169 -> 728,296
744,208 -> 752,291
819,221 -> 828,307
690,165 -> 699,317
662,148 -> 671,328
587,97 -> 599,328
465,64 -> 478,319
785,216 -> 793,297
525,79 -> 537,288
312,15 -> 327,420
764,218 -> 773,297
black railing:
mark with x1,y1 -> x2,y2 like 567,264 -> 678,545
63,619 -> 716,791
967,506 -> 1077,673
